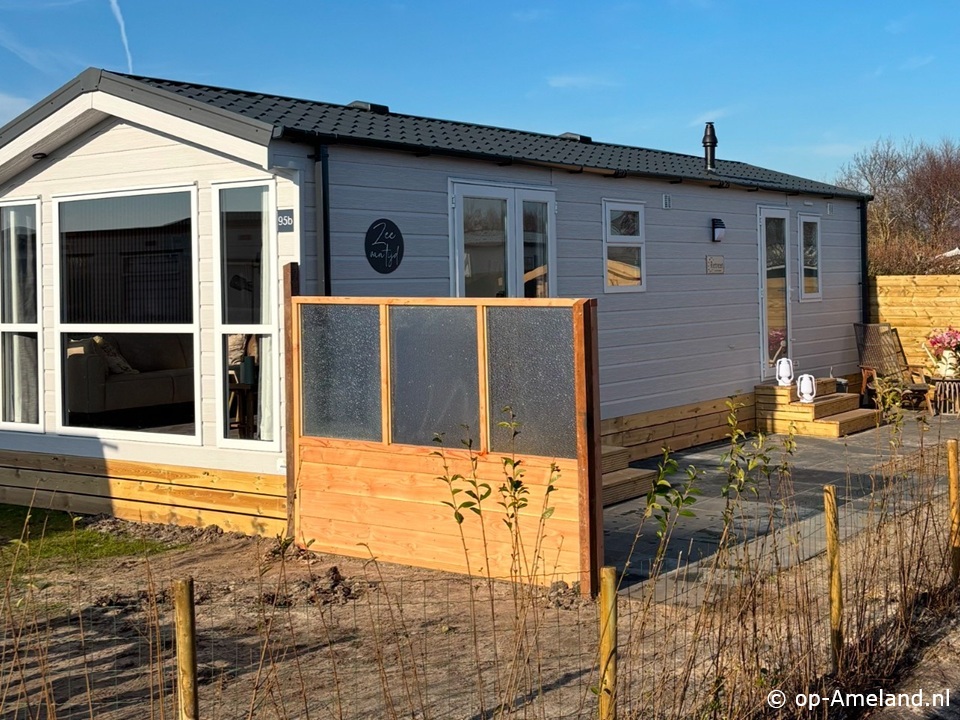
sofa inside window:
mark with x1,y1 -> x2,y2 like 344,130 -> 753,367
63,332 -> 195,433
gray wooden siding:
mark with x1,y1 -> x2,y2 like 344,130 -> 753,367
0,118 -> 300,474
324,146 -> 863,420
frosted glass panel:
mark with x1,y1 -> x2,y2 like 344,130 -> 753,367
390,306 -> 479,447
487,307 -> 576,458
300,305 -> 381,440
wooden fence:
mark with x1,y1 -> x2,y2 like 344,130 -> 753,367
287,295 -> 603,594
869,275 -> 960,367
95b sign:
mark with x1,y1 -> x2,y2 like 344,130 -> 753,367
277,209 -> 295,233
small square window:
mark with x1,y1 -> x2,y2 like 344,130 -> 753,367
603,200 -> 645,293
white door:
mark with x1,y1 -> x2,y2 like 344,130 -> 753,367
759,207 -> 790,378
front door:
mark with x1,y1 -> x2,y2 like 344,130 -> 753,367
759,207 -> 790,378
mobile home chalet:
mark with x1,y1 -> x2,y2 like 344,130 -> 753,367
0,68 -> 869,544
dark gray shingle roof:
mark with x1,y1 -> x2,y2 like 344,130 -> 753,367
8,68 -> 868,200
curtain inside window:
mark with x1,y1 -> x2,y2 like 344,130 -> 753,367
2,332 -> 38,424
2,206 -> 37,324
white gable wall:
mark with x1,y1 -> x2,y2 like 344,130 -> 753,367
324,145 -> 862,419
0,117 -> 301,473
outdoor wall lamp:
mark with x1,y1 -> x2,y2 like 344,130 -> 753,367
711,218 -> 726,242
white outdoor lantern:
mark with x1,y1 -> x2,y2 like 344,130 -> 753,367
797,373 -> 817,404
775,357 -> 794,387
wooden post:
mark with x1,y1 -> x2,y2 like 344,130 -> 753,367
283,262 -> 300,540
598,565 -> 617,720
174,577 -> 199,720
948,439 -> 960,584
824,485 -> 843,675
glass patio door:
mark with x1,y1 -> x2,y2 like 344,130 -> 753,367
759,207 -> 790,377
452,182 -> 555,298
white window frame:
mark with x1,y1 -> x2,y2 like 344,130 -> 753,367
449,179 -> 557,298
0,197 -> 43,432
212,179 -> 281,451
798,213 -> 822,302
52,184 -> 202,445
758,205 -> 792,380
602,199 -> 646,293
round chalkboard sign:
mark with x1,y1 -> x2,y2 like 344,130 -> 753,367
364,218 -> 404,274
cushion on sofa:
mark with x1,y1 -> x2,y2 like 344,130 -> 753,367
93,336 -> 139,375
112,334 -> 192,373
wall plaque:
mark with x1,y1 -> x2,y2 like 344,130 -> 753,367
277,209 -> 295,233
365,218 -> 404,274
706,255 -> 725,274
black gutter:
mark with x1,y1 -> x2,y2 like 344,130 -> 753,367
319,145 -> 332,295
278,127 -> 868,202
860,200 -> 871,323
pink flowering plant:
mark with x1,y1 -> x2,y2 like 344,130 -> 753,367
927,327 -> 960,359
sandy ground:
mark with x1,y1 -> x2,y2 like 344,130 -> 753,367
2,517 -> 598,720
863,610 -> 960,720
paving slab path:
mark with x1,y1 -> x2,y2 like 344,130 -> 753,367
603,412 -> 960,589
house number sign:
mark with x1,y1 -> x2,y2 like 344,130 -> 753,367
706,255 -> 724,274
277,209 -> 295,233
365,218 -> 404,274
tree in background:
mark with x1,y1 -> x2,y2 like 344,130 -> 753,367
836,138 -> 960,275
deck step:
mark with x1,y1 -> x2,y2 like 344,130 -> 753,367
757,392 -> 861,421
601,445 -> 631,474
814,408 -> 884,437
758,408 -> 882,438
602,467 -> 658,507
755,378 -> 840,403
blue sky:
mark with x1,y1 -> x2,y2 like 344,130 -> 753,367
0,0 -> 955,183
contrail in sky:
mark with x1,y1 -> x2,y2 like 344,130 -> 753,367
109,0 -> 133,73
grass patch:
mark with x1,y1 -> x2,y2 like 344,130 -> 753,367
0,504 -> 172,577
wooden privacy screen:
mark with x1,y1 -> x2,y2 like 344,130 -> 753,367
869,275 -> 960,368
287,296 -> 602,595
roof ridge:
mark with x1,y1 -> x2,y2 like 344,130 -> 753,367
111,70 -> 706,159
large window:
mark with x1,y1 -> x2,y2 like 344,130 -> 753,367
57,189 -> 197,437
798,214 -> 822,302
215,183 -> 277,446
602,199 -> 645,292
451,182 -> 555,298
1,202 -> 40,428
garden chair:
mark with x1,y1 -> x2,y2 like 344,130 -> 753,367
853,322 -> 934,414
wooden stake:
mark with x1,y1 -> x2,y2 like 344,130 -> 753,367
824,485 -> 843,675
174,577 -> 199,720
948,439 -> 960,585
598,565 -> 617,720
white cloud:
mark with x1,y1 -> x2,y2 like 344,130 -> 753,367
900,55 -> 933,70
0,91 -> 33,124
688,108 -> 732,127
0,24 -> 59,73
0,0 -> 87,8
546,74 -> 616,89
884,18 -> 907,34
512,8 -> 546,21
809,142 -> 861,158
109,0 -> 133,74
